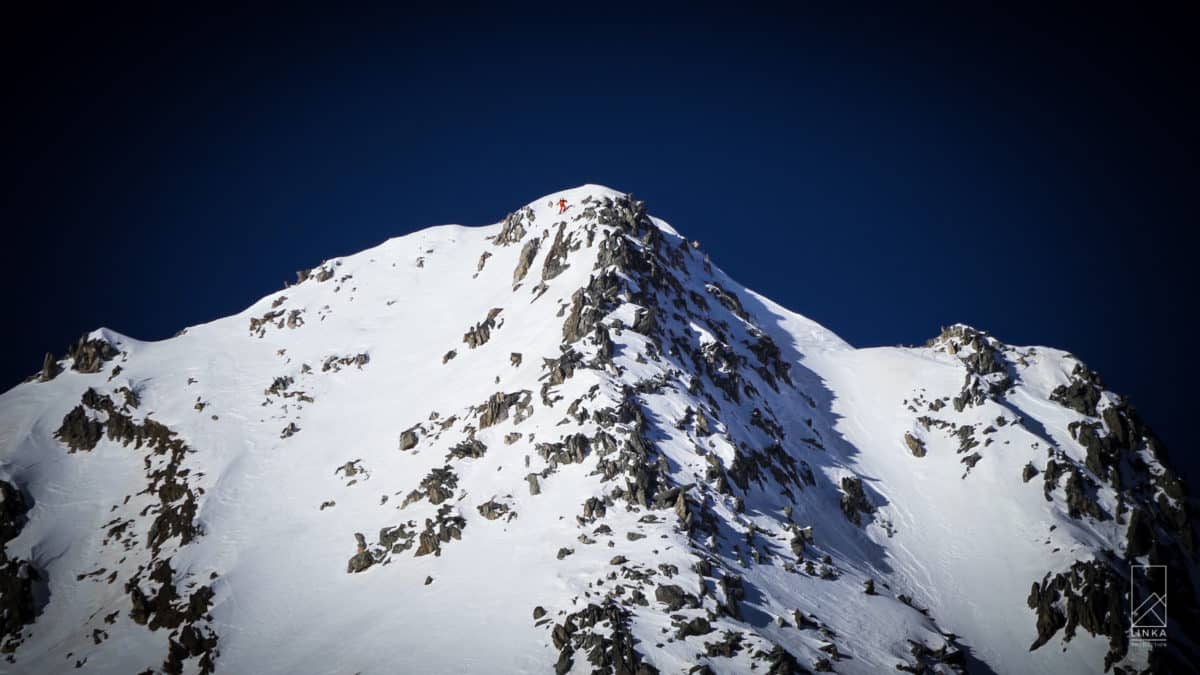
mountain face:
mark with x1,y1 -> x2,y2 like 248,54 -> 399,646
1,184 -> 1195,675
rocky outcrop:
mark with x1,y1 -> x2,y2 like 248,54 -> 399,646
124,562 -> 219,673
513,237 -> 541,286
494,208 -> 532,246
55,405 -> 104,452
541,223 -> 573,281
322,352 -> 370,372
1026,560 -> 1125,670
38,353 -> 61,382
399,427 -> 421,451
929,325 -> 1013,411
477,499 -> 512,521
0,552 -> 41,654
0,478 -> 39,655
294,263 -> 336,284
1022,462 -> 1038,483
67,335 -> 120,373
1050,363 -> 1104,416
549,601 -> 656,675
476,390 -> 533,428
654,584 -> 699,611
903,432 -> 926,458
413,505 -> 466,558
463,308 -> 503,349
446,439 -> 487,461
0,481 -> 28,544
839,476 -> 874,525
347,533 -> 375,573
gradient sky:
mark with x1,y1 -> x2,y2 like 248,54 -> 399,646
3,6 -> 1195,480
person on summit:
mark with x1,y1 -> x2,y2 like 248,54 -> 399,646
557,198 -> 569,214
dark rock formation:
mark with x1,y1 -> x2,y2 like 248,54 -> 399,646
903,432 -> 926,458
1022,462 -> 1038,483
463,308 -> 503,349
541,223 -> 572,281
476,390 -> 533,429
67,335 -> 119,373
1026,560 -> 1125,669
1050,364 -> 1103,416
494,209 -> 531,246
399,428 -> 420,451
839,476 -> 874,525
55,405 -> 103,452
550,601 -> 656,675
347,533 -> 375,574
0,481 -> 28,544
38,352 -> 61,382
513,237 -> 541,285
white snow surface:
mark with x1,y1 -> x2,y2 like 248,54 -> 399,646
0,184 -> 1181,674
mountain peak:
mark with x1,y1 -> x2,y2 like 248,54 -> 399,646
1,187 -> 1195,674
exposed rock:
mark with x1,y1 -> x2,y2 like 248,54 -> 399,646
704,630 -> 744,657
512,237 -> 541,285
419,466 -> 460,506
378,524 -> 416,553
399,428 -> 420,451
446,439 -> 487,461
0,479 -> 39,653
961,452 -> 982,472
676,616 -> 714,639
67,335 -> 119,373
839,476 -> 874,525
1022,462 -> 1038,483
1026,560 -> 1125,668
463,308 -> 503,349
1050,365 -> 1103,416
541,223 -> 572,280
38,352 -> 61,382
719,574 -> 745,619
322,353 -> 370,372
542,349 -> 583,386
346,533 -> 375,574
654,584 -> 698,611
1063,470 -> 1105,520
477,390 -> 533,428
0,481 -> 29,543
494,210 -> 529,246
413,505 -> 466,558
903,432 -> 926,458
55,405 -> 104,452
477,499 -> 512,521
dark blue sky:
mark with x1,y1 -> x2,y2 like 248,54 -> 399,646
3,6 -> 1195,481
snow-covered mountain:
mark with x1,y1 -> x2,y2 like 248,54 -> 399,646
1,185 -> 1195,674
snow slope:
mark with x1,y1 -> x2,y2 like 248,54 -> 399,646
1,185 -> 1196,674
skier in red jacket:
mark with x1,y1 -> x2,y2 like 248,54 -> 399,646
557,198 -> 569,214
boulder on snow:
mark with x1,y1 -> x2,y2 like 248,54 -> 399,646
399,428 -> 420,451
903,432 -> 926,458
346,533 -> 374,574
38,352 -> 61,382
